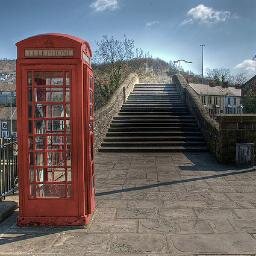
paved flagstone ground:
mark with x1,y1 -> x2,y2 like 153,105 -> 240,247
1,152 -> 256,255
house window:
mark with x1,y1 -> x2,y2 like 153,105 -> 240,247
208,96 -> 212,104
1,131 -> 9,138
1,121 -> 8,130
214,96 -> 218,105
228,97 -> 231,105
234,98 -> 237,105
202,96 -> 206,104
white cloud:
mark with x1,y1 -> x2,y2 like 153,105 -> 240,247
145,21 -> 160,28
235,59 -> 256,72
90,0 -> 118,12
182,4 -> 231,25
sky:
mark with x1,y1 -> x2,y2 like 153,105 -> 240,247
0,0 -> 256,77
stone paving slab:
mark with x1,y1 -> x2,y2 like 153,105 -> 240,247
1,152 -> 256,255
0,200 -> 17,223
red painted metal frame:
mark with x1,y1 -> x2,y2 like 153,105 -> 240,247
16,34 -> 95,226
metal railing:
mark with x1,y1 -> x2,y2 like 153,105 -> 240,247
0,139 -> 18,200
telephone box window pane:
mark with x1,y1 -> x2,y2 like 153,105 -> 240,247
28,120 -> 33,133
30,169 -> 35,182
29,152 -> 34,165
28,137 -> 34,150
65,90 -> 70,102
66,104 -> 70,117
34,72 -> 64,86
28,72 -> 32,86
36,169 -> 45,182
35,153 -> 44,166
35,88 -> 46,101
34,73 -> 46,86
30,184 -> 70,198
35,120 -> 46,134
47,120 -> 66,132
35,136 -> 45,149
46,90 -> 64,102
67,168 -> 72,182
66,72 -> 70,86
28,88 -> 32,102
67,184 -> 72,197
47,152 -> 65,166
51,105 -> 64,117
35,104 -> 46,117
40,184 -> 68,198
28,105 -> 33,118
30,184 -> 37,198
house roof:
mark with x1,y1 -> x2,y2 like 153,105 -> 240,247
0,107 -> 17,120
189,83 -> 241,97
244,74 -> 256,85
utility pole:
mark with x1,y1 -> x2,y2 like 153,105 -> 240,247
174,59 -> 192,75
200,44 -> 205,84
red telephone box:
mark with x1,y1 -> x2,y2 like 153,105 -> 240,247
16,33 -> 95,226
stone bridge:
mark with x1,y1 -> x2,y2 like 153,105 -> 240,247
1,74 -> 256,255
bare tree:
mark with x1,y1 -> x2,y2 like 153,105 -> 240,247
94,35 -> 135,91
206,68 -> 231,87
233,72 -> 247,86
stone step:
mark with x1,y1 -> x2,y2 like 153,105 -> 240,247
123,104 -> 185,107
106,131 -> 202,137
120,108 -> 189,112
104,136 -> 204,142
99,146 -> 208,152
118,112 -> 191,115
108,127 -> 199,132
112,119 -> 196,123
114,115 -> 194,119
110,123 -> 197,128
99,82 -> 207,153
102,141 -> 206,147
127,101 -> 182,103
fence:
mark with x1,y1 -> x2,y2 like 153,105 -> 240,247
0,139 -> 18,200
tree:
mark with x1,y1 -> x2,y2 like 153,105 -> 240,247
233,72 -> 247,86
94,35 -> 135,92
167,61 -> 180,76
206,68 -> 231,87
243,96 -> 256,113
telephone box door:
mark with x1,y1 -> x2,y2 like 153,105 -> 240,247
21,66 -> 78,217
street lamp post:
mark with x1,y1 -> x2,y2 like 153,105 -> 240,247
174,59 -> 192,75
200,44 -> 205,84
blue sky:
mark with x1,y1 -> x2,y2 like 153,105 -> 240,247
1,0 -> 256,77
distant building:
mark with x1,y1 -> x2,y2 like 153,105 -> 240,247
0,83 -> 16,106
189,83 -> 243,116
242,75 -> 256,97
0,107 -> 17,138
241,75 -> 256,113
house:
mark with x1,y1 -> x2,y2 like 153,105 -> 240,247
242,75 -> 256,113
0,107 -> 17,138
0,83 -> 16,106
242,74 -> 256,97
189,83 -> 242,116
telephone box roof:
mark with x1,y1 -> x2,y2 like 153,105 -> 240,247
16,33 -> 92,57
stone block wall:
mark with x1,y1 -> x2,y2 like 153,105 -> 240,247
173,74 -> 256,164
94,73 -> 139,151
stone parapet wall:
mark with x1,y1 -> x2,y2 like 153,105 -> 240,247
173,74 -> 256,164
94,73 -> 139,150
216,115 -> 256,163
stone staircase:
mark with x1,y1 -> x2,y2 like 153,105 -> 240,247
99,83 -> 208,152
